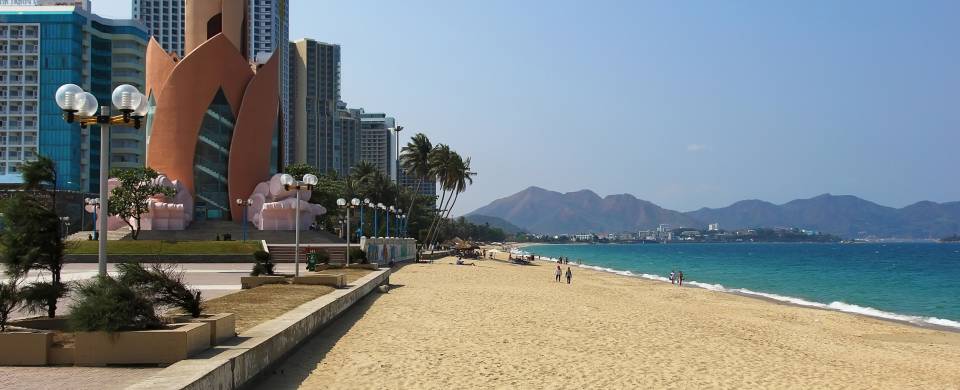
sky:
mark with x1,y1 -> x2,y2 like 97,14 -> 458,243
94,0 -> 960,215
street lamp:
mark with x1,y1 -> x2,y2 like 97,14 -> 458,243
235,198 -> 253,241
399,214 -> 407,238
368,202 -> 377,238
280,173 -> 319,277
387,206 -> 395,238
390,126 -> 404,206
377,203 -> 385,237
56,83 -> 148,276
337,197 -> 361,265
395,208 -> 402,237
360,198 -> 370,239
84,198 -> 100,239
59,216 -> 71,239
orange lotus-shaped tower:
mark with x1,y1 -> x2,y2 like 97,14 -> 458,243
145,0 -> 281,222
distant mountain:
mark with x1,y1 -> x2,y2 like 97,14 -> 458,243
687,194 -> 960,239
467,186 -> 699,235
464,214 -> 526,235
468,187 -> 960,239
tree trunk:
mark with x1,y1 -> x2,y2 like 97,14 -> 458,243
430,190 -> 461,248
427,188 -> 456,249
424,183 -> 447,247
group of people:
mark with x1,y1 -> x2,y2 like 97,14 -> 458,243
554,263 -> 573,284
669,270 -> 685,286
556,256 -> 580,265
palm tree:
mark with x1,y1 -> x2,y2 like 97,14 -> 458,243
400,133 -> 433,220
427,155 -> 475,248
351,160 -> 378,191
423,145 -> 452,246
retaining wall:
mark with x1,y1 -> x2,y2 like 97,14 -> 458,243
127,269 -> 391,390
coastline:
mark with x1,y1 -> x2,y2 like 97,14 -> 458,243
515,244 -> 960,333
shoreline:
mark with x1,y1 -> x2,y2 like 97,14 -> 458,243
507,245 -> 960,333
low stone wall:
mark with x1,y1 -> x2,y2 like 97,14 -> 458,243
359,237 -> 416,264
127,268 -> 392,390
65,254 -> 254,263
421,250 -> 454,260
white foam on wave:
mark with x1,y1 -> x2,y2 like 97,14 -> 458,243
560,260 -> 960,331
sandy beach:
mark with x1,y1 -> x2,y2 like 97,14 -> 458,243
253,255 -> 960,389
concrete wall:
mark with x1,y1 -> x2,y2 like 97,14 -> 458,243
127,268 -> 391,390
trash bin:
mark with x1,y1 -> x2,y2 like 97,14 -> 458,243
307,252 -> 319,272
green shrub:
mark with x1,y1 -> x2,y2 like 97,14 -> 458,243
116,263 -> 205,318
69,276 -> 162,332
349,247 -> 367,264
0,281 -> 21,332
315,251 -> 330,264
251,250 -> 274,276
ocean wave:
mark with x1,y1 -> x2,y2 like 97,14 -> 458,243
565,261 -> 960,331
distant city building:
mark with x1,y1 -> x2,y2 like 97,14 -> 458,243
708,222 -> 720,231
398,169 -> 436,198
289,38 -> 342,174
0,5 -> 147,192
358,112 -> 393,177
132,0 -> 183,57
248,0 -> 289,166
0,0 -> 88,9
337,103 -> 361,172
573,233 -> 594,242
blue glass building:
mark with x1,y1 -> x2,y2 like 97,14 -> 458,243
0,5 -> 146,192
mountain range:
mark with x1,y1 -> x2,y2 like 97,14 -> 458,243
467,186 -> 960,239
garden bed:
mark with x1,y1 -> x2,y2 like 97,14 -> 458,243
203,284 -> 338,333
65,240 -> 261,255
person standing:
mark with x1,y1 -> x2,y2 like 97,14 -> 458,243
565,267 -> 573,284
555,264 -> 562,282
678,271 -> 684,287
669,270 -> 676,284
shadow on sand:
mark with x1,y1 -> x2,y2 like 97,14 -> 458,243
244,281 -> 404,389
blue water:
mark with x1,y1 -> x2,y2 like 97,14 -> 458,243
525,243 -> 960,329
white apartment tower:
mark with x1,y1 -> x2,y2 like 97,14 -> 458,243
131,0 -> 184,57
248,0 -> 289,165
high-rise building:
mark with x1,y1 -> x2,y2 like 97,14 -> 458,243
0,0 -> 88,9
0,5 -> 147,192
131,0 -> 183,57
398,169 -> 436,198
247,0 -> 289,166
289,38 -> 342,174
358,112 -> 393,177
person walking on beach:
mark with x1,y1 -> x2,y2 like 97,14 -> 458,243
565,267 -> 573,284
669,270 -> 676,284
555,264 -> 562,282
677,271 -> 684,287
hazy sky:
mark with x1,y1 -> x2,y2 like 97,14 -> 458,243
94,1 -> 960,215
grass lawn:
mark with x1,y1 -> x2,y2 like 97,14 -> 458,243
66,240 -> 262,255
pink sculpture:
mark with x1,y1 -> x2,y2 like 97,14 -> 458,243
87,175 -> 194,231
247,174 -> 327,230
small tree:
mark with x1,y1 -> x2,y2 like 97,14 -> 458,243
0,280 -> 22,332
108,167 -> 176,240
1,158 -> 67,318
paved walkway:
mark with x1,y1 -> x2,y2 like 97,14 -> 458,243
2,262 -> 306,390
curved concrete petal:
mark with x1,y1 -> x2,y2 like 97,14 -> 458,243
146,33 -> 253,195
228,51 -> 279,219
145,37 -> 176,99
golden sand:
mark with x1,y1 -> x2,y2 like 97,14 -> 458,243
252,257 -> 960,389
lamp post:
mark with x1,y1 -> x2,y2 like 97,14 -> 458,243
377,203 -> 385,237
84,198 -> 100,239
337,198 -> 360,265
387,206 -> 395,238
360,198 -> 370,239
369,202 -> 377,238
59,216 -> 71,239
56,83 -> 148,276
395,208 -> 402,237
390,126 -> 404,207
235,198 -> 253,241
280,173 -> 319,277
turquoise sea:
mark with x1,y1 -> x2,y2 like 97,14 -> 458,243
524,243 -> 960,330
